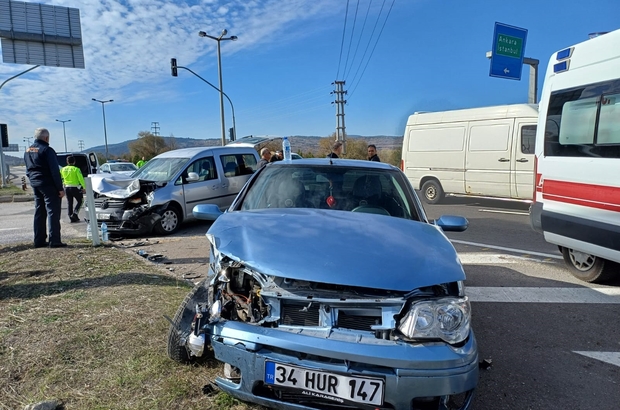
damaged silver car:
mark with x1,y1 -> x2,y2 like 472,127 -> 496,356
167,158 -> 479,410
86,146 -> 258,235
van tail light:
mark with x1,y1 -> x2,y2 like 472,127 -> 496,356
400,159 -> 404,171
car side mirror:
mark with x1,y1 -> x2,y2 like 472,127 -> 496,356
186,172 -> 200,182
433,215 -> 468,232
193,204 -> 223,221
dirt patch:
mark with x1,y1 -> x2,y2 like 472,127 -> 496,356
111,235 -> 211,284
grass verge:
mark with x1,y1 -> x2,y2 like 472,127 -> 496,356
0,240 -> 258,410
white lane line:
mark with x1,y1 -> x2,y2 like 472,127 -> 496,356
452,239 -> 563,260
478,208 -> 529,216
458,253 -> 555,264
467,287 -> 620,303
573,351 -> 620,368
0,228 -> 21,231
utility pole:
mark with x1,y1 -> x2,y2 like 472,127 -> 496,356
151,122 -> 160,136
332,80 -> 347,154
78,140 -> 85,151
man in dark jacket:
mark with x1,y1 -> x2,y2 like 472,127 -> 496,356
24,128 -> 66,248
327,141 -> 343,158
367,144 -> 381,162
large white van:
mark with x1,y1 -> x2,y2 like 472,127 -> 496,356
401,104 -> 538,204
530,29 -> 620,283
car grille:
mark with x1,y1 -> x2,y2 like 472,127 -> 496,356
94,197 -> 125,210
280,301 -> 382,331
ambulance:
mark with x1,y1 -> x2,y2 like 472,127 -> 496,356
530,29 -> 620,283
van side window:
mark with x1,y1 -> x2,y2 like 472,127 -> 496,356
544,78 -> 620,158
220,154 -> 257,177
521,125 -> 536,154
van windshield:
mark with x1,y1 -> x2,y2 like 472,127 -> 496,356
131,157 -> 189,182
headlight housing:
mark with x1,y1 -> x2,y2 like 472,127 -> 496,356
398,297 -> 471,344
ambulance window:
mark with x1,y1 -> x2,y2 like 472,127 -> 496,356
597,93 -> 620,145
559,97 -> 597,145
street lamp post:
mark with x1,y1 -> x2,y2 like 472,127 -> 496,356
55,119 -> 71,152
92,98 -> 113,159
198,29 -> 238,146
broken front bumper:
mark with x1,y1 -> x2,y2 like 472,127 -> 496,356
207,320 -> 479,410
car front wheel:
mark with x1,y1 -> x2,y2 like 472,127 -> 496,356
561,247 -> 617,283
167,280 -> 212,364
154,205 -> 181,235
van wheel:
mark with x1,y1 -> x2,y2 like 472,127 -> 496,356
421,180 -> 444,204
154,205 -> 181,235
561,247 -> 617,283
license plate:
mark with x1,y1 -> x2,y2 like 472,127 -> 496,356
264,361 -> 384,406
97,213 -> 111,220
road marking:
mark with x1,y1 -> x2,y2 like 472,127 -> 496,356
467,287 -> 620,303
573,351 -> 620,368
452,239 -> 563,260
0,228 -> 21,231
478,208 -> 529,216
458,253 -> 556,264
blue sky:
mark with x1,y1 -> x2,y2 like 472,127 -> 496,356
1,0 -> 619,156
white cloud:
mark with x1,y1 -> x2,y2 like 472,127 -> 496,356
1,0 -> 338,144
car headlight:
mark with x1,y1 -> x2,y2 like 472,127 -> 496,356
398,297 -> 471,344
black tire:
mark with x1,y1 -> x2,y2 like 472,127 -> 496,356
167,280 -> 211,363
421,180 -> 444,204
154,205 -> 182,235
561,247 -> 617,283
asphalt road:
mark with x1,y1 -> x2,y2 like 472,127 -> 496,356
1,185 -> 619,409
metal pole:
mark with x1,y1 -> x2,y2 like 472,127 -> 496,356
56,119 -> 70,152
0,65 -> 40,188
102,103 -> 109,159
216,40 -> 226,146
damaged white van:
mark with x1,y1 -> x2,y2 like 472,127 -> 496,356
86,146 -> 259,235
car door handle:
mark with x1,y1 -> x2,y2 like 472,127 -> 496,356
498,158 -> 510,162
516,158 -> 529,163
221,184 -> 228,189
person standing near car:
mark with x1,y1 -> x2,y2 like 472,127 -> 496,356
60,155 -> 86,223
24,128 -> 67,248
136,156 -> 146,168
327,141 -> 343,158
367,144 -> 381,162
257,148 -> 271,168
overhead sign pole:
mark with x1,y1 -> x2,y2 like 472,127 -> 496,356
489,22 -> 528,81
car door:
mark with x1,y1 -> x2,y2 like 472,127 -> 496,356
465,119 -> 513,198
180,156 -> 228,216
218,152 -> 258,206
512,122 -> 536,199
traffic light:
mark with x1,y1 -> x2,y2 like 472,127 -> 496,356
171,58 -> 178,77
0,124 -> 8,148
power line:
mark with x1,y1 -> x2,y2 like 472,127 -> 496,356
335,0 -> 351,80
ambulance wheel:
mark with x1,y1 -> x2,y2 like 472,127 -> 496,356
421,180 -> 444,204
561,247 -> 617,283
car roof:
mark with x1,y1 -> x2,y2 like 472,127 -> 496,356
267,158 -> 396,170
153,145 -> 258,159
227,135 -> 283,148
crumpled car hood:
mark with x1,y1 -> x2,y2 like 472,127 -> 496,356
206,208 -> 465,292
90,174 -> 142,198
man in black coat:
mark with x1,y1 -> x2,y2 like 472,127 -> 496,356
367,144 -> 381,162
24,128 -> 67,248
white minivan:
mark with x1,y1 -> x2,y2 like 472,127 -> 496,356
400,104 -> 538,204
87,146 -> 259,235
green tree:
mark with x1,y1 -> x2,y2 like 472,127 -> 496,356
380,148 -> 403,167
128,131 -> 171,162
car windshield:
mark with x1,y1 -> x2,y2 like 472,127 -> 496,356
111,163 -> 137,172
131,157 -> 189,182
240,164 -> 419,220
